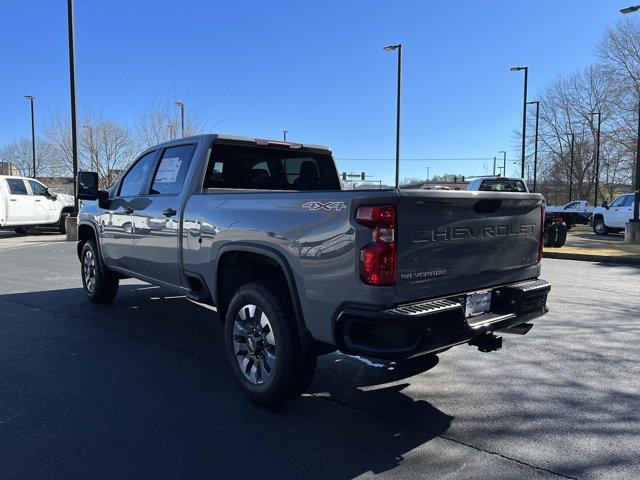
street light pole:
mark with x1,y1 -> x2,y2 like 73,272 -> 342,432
174,101 -> 185,137
511,66 -> 529,178
67,0 -> 79,214
24,96 -> 36,178
384,44 -> 402,189
568,132 -> 575,202
620,5 -> 640,241
493,156 -> 496,175
499,150 -> 507,176
283,130 -> 288,141
527,100 -> 540,192
591,111 -> 602,207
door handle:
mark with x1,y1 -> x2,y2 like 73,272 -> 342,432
122,207 -> 134,215
162,208 -> 177,217
9,199 -> 16,202
35,199 -> 42,202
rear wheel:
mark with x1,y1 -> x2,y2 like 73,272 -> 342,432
81,240 -> 119,303
58,213 -> 68,234
224,280 -> 316,406
543,224 -> 558,247
553,223 -> 567,247
592,219 -> 609,235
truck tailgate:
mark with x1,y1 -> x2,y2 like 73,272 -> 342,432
395,190 -> 543,304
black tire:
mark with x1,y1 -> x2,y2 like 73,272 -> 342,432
58,213 -> 68,234
224,280 -> 317,406
553,223 -> 567,247
543,224 -> 558,247
80,240 -> 119,303
14,227 -> 28,235
592,219 -> 609,235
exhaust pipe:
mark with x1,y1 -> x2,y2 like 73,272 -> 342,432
468,333 -> 502,353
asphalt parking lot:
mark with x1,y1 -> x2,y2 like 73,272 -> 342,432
1,231 -> 639,480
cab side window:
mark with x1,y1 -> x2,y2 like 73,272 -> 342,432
622,195 -> 635,207
118,151 -> 157,197
27,180 -> 47,196
610,196 -> 626,207
149,144 -> 196,195
7,179 -> 28,195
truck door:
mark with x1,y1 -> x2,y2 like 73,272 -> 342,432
131,143 -> 196,286
26,180 -> 57,223
607,195 -> 630,228
100,150 -> 158,271
5,178 -> 34,224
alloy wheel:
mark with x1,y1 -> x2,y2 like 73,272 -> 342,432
233,304 -> 276,384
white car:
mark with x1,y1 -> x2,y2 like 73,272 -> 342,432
0,175 -> 74,234
591,193 -> 636,235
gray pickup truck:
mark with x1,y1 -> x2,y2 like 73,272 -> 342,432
76,134 -> 550,405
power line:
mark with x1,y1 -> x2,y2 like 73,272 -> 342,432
336,157 -> 519,162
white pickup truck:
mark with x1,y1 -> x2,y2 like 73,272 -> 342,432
545,200 -> 593,229
0,175 -> 74,234
591,193 -> 636,235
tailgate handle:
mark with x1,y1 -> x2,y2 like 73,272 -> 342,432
474,199 -> 502,214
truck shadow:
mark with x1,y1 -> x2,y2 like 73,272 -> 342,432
0,283 -> 453,479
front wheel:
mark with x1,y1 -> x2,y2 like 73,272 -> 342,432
592,219 -> 609,235
80,240 -> 119,303
224,280 -> 316,406
58,213 -> 68,234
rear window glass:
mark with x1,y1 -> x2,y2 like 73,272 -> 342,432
7,179 -> 28,195
479,179 -> 527,192
203,144 -> 340,191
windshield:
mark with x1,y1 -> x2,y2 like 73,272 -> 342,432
479,179 -> 527,192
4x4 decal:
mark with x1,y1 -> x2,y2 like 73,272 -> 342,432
301,201 -> 347,212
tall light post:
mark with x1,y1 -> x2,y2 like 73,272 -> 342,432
283,130 -> 288,141
527,100 -> 540,192
591,111 -> 602,207
511,66 -> 528,178
499,150 -> 507,176
174,101 -> 185,137
24,95 -> 36,178
620,5 -> 640,239
384,44 -> 402,188
567,132 -> 575,202
67,0 -> 79,214
492,156 -> 497,175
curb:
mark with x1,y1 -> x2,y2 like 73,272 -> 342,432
544,251 -> 640,265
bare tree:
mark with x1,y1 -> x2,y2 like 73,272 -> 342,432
0,137 -> 54,177
135,91 -> 206,148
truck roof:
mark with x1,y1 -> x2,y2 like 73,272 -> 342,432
152,133 -> 332,153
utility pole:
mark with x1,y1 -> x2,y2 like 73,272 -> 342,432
511,66 -> 529,177
175,101 -> 185,137
527,100 -> 540,192
591,111 -> 602,207
493,156 -> 496,175
425,166 -> 430,180
283,130 -> 288,141
499,151 -> 507,177
67,0 -> 79,214
24,96 -> 36,178
384,44 -> 402,189
568,133 -> 575,202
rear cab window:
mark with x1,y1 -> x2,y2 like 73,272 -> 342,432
203,143 -> 341,191
479,179 -> 527,192
6,179 -> 28,195
27,180 -> 47,196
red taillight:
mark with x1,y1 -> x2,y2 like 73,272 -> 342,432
539,204 -> 545,261
356,204 -> 397,286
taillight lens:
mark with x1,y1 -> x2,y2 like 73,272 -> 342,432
356,205 -> 397,286
539,204 -> 545,262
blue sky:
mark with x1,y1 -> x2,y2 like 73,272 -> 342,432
0,0 -> 626,185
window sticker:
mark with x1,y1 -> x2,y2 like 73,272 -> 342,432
155,157 -> 182,183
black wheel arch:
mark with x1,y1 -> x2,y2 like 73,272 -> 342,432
214,243 -> 310,343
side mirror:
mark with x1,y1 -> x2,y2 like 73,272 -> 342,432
44,187 -> 57,201
77,171 -> 110,209
77,171 -> 100,200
